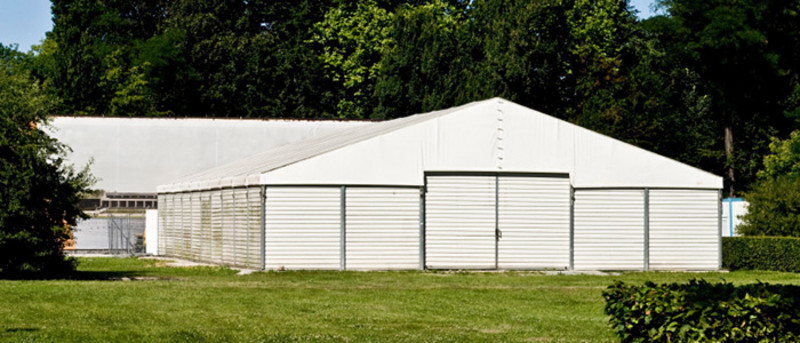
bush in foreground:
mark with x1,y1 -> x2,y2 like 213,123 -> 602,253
723,236 -> 800,272
603,280 -> 800,342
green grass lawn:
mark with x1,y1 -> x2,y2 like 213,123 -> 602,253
1,258 -> 799,342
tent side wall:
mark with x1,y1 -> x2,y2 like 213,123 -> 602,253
158,187 -> 262,269
573,188 -> 721,271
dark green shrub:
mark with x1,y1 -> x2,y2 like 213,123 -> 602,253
722,236 -> 800,272
603,280 -> 800,342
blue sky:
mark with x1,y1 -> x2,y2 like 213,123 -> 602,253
0,0 -> 661,53
0,0 -> 53,51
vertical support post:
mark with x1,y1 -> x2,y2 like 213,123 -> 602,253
718,189 -> 723,269
495,175 -> 500,270
340,186 -> 346,271
643,188 -> 650,272
419,186 -> 426,270
569,186 -> 575,271
260,185 -> 266,271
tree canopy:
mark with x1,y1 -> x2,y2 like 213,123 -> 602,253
5,0 -> 800,195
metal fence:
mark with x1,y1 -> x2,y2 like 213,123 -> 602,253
108,215 -> 146,255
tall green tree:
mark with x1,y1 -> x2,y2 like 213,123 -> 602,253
374,0 -> 468,119
0,48 -> 94,277
656,0 -> 798,195
311,0 -> 393,119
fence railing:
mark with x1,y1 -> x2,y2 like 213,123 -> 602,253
108,214 -> 145,256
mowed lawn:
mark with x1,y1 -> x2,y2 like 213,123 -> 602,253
1,258 -> 799,342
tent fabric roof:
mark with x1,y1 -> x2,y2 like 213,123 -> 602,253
158,98 -> 722,193
159,101 -> 483,191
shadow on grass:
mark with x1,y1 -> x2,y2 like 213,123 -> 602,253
4,328 -> 39,333
1,270 -> 150,281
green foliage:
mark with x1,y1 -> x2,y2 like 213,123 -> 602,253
0,52 -> 93,278
741,131 -> 800,237
759,130 -> 800,180
740,176 -> 800,237
24,0 -> 800,194
374,0 -> 467,119
603,280 -> 800,342
311,0 -> 393,119
723,236 -> 800,272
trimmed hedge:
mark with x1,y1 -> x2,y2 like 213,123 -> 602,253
603,280 -> 800,342
723,236 -> 800,272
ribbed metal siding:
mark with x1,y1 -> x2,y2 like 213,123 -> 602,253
199,191 -> 212,263
345,188 -> 420,270
425,176 -> 496,269
157,194 -> 166,255
649,190 -> 719,270
498,176 -> 570,269
190,192 -> 202,261
168,193 -> 178,257
180,192 -> 192,259
210,190 -> 223,264
221,189 -> 236,266
265,187 -> 341,270
160,194 -> 172,255
245,187 -> 262,269
232,188 -> 249,268
574,190 -> 644,270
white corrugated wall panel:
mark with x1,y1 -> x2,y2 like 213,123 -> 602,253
649,190 -> 719,270
574,189 -> 644,270
180,193 -> 192,259
233,189 -> 250,268
498,176 -> 570,269
160,194 -> 171,255
157,194 -> 166,255
265,187 -> 341,270
425,175 -> 496,269
210,190 -> 223,264
221,189 -> 236,266
165,194 -> 176,257
191,192 -> 202,261
199,191 -> 212,263
246,187 -> 263,270
345,187 -> 420,270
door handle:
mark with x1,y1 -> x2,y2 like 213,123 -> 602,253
496,228 -> 502,239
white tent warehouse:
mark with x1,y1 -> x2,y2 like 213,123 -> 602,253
156,98 -> 723,271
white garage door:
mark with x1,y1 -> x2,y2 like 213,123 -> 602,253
345,187 -> 420,270
649,189 -> 719,270
498,175 -> 570,269
574,189 -> 645,270
265,187 -> 341,270
425,175 -> 497,269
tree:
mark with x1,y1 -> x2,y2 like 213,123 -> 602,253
311,0 -> 393,119
374,0 -> 468,119
656,0 -> 798,196
0,49 -> 94,277
740,131 -> 800,237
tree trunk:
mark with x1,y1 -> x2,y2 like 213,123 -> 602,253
725,126 -> 734,197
